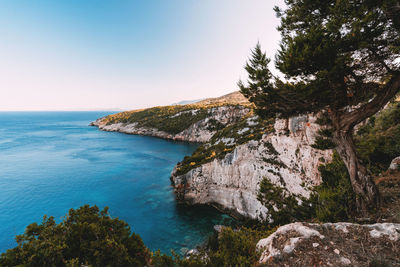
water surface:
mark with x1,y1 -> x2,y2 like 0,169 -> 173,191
0,112 -> 233,254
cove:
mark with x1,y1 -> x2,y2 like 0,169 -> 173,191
0,111 -> 233,254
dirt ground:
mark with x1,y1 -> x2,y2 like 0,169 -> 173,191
376,170 -> 400,223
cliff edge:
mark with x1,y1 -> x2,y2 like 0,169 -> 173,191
170,114 -> 332,219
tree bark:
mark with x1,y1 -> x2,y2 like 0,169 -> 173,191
328,72 -> 400,215
331,125 -> 380,215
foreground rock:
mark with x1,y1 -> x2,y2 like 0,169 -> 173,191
171,114 -> 332,219
389,156 -> 400,170
256,222 -> 400,266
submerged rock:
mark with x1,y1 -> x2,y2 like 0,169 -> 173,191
186,248 -> 199,256
213,225 -> 224,233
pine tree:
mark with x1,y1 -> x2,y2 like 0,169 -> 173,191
239,0 -> 400,215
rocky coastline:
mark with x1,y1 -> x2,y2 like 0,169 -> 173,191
91,100 -> 332,220
90,105 -> 250,143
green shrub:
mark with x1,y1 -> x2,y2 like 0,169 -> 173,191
205,227 -> 265,267
170,226 -> 275,267
206,119 -> 226,131
0,205 -> 149,267
356,102 -> 400,174
151,250 -> 175,267
318,128 -> 333,138
257,178 -> 316,226
311,136 -> 336,150
314,152 -> 356,222
256,153 -> 356,225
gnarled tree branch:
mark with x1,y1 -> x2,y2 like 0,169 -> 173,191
338,72 -> 400,130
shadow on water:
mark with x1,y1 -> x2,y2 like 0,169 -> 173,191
175,204 -> 236,227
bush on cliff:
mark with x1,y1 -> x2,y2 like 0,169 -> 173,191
356,101 -> 400,175
0,205 -> 149,267
205,227 -> 267,266
174,115 -> 274,176
315,152 -> 356,222
153,226 -> 275,267
256,152 -> 355,225
257,178 -> 315,226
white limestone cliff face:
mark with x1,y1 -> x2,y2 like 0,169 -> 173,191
90,106 -> 250,143
171,114 -> 333,220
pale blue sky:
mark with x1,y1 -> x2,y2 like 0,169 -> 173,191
0,0 -> 285,111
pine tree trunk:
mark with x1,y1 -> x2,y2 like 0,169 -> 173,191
326,72 -> 400,215
332,126 -> 380,215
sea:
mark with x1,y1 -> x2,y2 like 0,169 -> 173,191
0,111 -> 233,255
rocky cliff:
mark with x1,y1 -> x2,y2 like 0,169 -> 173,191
170,114 -> 332,220
90,92 -> 251,142
92,91 -> 334,220
91,105 -> 250,142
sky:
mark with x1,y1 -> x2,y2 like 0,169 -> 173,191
0,0 -> 285,111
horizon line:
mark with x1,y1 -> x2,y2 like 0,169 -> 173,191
0,109 -> 125,112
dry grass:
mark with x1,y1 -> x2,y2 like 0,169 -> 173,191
376,170 -> 400,223
263,222 -> 399,266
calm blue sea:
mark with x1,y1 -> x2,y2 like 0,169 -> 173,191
0,112 -> 233,254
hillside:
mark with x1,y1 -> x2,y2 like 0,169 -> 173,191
170,91 -> 248,106
195,91 -> 249,106
90,91 -> 251,142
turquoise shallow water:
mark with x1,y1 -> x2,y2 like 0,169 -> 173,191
0,112 -> 233,254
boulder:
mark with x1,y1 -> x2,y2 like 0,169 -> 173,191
256,222 -> 400,266
389,156 -> 400,170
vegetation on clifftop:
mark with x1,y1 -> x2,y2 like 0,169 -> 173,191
103,105 -> 212,135
174,114 -> 274,176
99,91 -> 251,135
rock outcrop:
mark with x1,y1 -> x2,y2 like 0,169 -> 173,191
389,156 -> 400,170
256,222 -> 400,266
171,114 -> 332,219
91,105 -> 250,143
